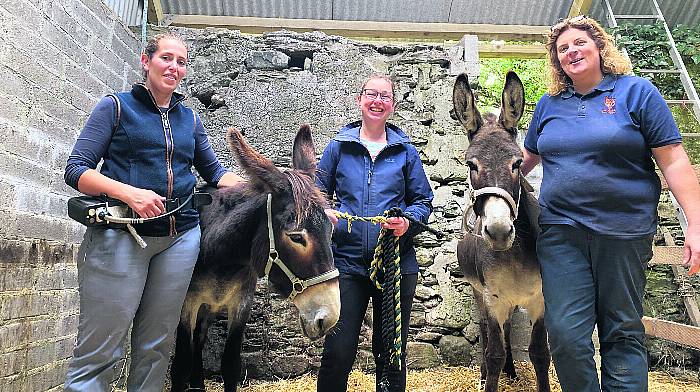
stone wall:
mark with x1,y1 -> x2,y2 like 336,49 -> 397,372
0,4 -> 694,389
174,27 -> 533,380
0,0 -> 141,390
0,1 -> 528,385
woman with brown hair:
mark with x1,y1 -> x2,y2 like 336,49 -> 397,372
63,33 -> 242,391
521,16 -> 700,391
315,74 -> 433,392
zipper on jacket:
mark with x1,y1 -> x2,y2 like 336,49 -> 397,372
145,87 -> 179,236
161,111 -> 177,236
161,111 -> 175,199
364,157 -> 374,264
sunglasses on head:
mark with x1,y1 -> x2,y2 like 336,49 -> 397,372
550,14 -> 589,32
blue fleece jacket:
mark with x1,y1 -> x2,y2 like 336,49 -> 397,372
316,121 -> 434,276
64,84 -> 227,236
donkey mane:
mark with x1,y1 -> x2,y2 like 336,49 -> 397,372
483,112 -> 498,124
206,168 -> 326,245
283,170 -> 328,227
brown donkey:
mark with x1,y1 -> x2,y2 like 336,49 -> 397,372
171,125 -> 340,392
454,72 -> 551,392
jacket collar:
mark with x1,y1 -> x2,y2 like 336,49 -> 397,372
131,83 -> 186,112
334,120 -> 410,146
561,74 -> 617,99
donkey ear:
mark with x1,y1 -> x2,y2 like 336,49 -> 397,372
226,128 -> 286,192
453,73 -> 482,140
499,71 -> 525,134
292,124 -> 317,177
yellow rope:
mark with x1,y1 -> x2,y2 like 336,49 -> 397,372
334,210 -> 403,371
333,211 -> 387,234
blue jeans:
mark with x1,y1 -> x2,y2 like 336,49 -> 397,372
317,273 -> 417,392
64,226 -> 200,392
537,225 -> 653,392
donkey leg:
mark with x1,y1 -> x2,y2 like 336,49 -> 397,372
170,320 -> 193,392
483,314 -> 507,392
189,305 -> 214,390
221,287 -> 254,392
473,288 -> 489,382
221,319 -> 248,392
502,317 -> 517,379
528,317 -> 551,392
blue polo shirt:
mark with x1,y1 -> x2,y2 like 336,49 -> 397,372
524,74 -> 682,238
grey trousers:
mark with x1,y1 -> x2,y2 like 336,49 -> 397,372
64,226 -> 201,392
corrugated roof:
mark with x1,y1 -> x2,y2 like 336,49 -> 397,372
106,0 -> 142,27
157,0 -> 700,28
590,0 -> 700,28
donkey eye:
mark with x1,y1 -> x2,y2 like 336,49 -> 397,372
466,160 -> 478,172
287,232 -> 306,245
512,159 -> 523,171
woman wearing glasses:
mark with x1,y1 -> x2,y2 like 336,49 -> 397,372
315,74 -> 433,392
521,16 -> 700,391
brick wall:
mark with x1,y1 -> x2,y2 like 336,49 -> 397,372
0,1 -> 140,390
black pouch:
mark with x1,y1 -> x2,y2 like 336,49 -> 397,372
67,191 -> 213,227
67,195 -> 126,227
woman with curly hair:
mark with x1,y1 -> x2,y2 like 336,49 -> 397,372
521,15 -> 700,391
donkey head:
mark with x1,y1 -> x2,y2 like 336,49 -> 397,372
227,125 -> 340,340
453,72 -> 525,251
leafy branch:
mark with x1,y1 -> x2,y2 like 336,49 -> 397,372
611,23 -> 700,99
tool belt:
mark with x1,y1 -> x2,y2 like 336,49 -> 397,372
68,191 -> 213,227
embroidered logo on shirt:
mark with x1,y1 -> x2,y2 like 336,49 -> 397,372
602,96 -> 616,114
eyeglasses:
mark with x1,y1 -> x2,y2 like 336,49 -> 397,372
550,14 -> 588,32
361,89 -> 394,102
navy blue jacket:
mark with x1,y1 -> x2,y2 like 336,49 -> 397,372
65,84 -> 227,236
316,121 -> 434,276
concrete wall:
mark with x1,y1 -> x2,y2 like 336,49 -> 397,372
0,0 -> 141,389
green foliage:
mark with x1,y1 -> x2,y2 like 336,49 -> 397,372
672,25 -> 700,66
477,33 -> 700,164
477,58 -> 548,128
612,23 -> 700,163
612,23 -> 700,100
611,23 -> 700,95
613,24 -> 682,97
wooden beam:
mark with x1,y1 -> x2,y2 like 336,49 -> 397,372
643,316 -> 700,348
650,245 -> 686,265
167,15 -> 550,42
478,43 -> 546,59
661,230 -> 700,327
148,0 -> 164,24
568,0 -> 594,18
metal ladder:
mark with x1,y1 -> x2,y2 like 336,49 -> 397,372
601,0 -> 700,130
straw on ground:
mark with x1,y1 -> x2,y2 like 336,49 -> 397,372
197,363 -> 700,392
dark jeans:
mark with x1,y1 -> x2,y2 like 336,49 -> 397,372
537,224 -> 653,392
317,273 -> 417,392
